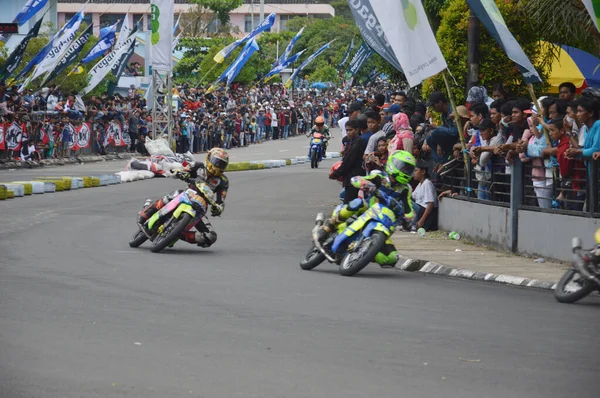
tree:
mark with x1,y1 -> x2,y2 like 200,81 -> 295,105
422,0 -> 551,104
180,0 -> 243,37
522,0 -> 600,56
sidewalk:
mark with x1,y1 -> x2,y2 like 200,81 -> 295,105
392,231 -> 568,289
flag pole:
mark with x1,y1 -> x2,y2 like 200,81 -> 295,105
442,70 -> 469,171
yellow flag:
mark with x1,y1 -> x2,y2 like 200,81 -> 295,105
68,66 -> 84,76
206,84 -> 215,94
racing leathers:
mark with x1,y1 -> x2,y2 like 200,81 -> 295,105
307,124 -> 330,158
316,170 -> 414,265
138,162 -> 229,247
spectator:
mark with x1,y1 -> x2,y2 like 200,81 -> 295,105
422,91 -> 458,164
411,161 -> 438,231
330,119 -> 366,203
471,118 -> 505,200
364,137 -> 389,173
559,82 -> 576,101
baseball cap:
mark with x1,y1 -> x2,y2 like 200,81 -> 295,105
426,91 -> 446,107
388,104 -> 401,115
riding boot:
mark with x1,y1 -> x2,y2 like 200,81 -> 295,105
138,199 -> 164,224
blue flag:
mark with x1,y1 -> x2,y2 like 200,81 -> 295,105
214,13 -> 274,63
274,27 -> 304,68
81,22 -> 117,64
466,0 -> 541,84
263,49 -> 306,81
285,41 -> 332,88
15,11 -> 83,80
215,38 -> 260,86
13,0 -> 47,26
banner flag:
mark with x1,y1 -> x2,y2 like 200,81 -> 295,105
0,18 -> 43,83
274,26 -> 304,67
347,42 -> 373,77
369,0 -> 447,87
466,0 -> 542,84
82,33 -> 136,94
284,41 -> 332,89
337,38 -> 355,68
6,121 -> 23,152
346,0 -> 402,72
263,49 -> 306,81
15,11 -> 83,81
14,0 -> 47,26
150,0 -> 174,72
41,24 -> 93,87
107,39 -> 137,96
214,13 -> 274,64
582,0 -> 600,33
81,21 -> 117,64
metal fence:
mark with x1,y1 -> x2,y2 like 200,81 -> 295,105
436,154 -> 600,219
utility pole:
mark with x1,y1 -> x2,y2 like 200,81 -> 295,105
260,0 -> 264,23
466,8 -> 480,94
251,0 -> 254,30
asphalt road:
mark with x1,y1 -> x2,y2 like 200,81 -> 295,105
1,143 -> 599,397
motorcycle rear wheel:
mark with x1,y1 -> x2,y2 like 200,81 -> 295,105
339,231 -> 387,277
554,268 -> 596,303
151,213 -> 192,253
129,229 -> 148,248
300,245 -> 326,270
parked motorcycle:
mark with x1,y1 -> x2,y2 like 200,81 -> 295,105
554,230 -> 600,303
129,175 -> 220,253
309,132 -> 330,169
300,189 -> 401,276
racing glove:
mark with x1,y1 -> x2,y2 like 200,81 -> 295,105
211,204 -> 223,217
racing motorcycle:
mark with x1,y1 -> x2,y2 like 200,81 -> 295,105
129,174 -> 220,253
300,189 -> 401,277
554,230 -> 600,303
309,132 -> 330,169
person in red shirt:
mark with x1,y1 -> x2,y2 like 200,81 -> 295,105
264,109 -> 272,140
542,119 -> 575,209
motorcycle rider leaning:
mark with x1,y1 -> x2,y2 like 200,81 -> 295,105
307,115 -> 330,158
315,150 -> 416,265
138,148 -> 229,247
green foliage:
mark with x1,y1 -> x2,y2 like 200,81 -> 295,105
308,64 -> 339,84
423,0 -> 550,104
423,0 -> 452,33
191,0 -> 243,25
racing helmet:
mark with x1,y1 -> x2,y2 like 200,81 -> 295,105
315,116 -> 325,126
386,150 -> 415,185
329,160 -> 344,182
206,148 -> 229,176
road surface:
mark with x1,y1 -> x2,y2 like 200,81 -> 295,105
0,137 -> 598,398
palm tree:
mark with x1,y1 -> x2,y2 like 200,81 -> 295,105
522,0 -> 600,56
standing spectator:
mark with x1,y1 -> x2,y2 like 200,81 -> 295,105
128,110 -> 139,152
329,119 -> 366,203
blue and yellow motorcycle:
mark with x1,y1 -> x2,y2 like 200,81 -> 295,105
301,189 -> 402,277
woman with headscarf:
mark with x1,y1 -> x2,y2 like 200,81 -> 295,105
388,112 -> 414,155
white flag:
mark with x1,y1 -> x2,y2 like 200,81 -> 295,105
20,12 -> 84,92
150,0 -> 174,72
115,14 -> 131,49
82,33 -> 136,94
369,0 -> 447,87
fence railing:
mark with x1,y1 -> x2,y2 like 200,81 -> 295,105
437,154 -> 600,219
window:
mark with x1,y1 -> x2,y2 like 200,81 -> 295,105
100,14 -> 126,32
279,15 -> 292,31
63,13 -> 92,29
206,18 -> 220,34
133,14 -> 146,31
244,15 -> 261,32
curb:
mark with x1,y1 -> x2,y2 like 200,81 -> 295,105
0,153 -> 131,170
396,258 -> 557,290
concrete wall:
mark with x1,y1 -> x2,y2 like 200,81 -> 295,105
439,199 -> 511,250
518,210 -> 600,261
439,198 -> 600,262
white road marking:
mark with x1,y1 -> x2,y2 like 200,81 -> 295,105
279,149 -> 290,152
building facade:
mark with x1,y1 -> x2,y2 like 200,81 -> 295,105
57,0 -> 335,36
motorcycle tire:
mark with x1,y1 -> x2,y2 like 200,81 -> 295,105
554,268 -> 596,303
129,229 -> 148,248
339,231 -> 387,277
311,150 -> 318,169
300,245 -> 326,270
151,213 -> 192,253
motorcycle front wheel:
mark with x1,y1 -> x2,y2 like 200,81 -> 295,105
554,268 -> 596,303
151,213 -> 192,253
300,245 -> 326,270
129,229 -> 148,248
339,231 -> 387,277
311,149 -> 318,169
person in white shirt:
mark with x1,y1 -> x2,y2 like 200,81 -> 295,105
411,161 -> 438,231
